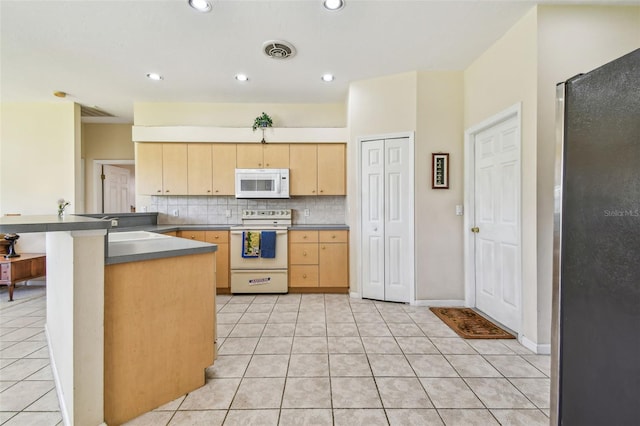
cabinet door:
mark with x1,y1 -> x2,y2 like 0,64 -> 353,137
319,243 -> 348,287
188,144 -> 213,195
211,144 -> 236,195
317,144 -> 346,195
136,143 -> 163,195
205,231 -> 229,289
236,144 -> 263,168
263,144 -> 289,168
290,144 -> 318,195
162,144 -> 188,195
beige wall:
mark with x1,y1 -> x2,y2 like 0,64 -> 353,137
0,102 -> 81,251
347,71 -> 465,302
535,5 -> 640,344
464,5 -> 639,349
134,102 -> 347,127
82,123 -> 134,213
464,7 -> 539,344
415,71 -> 465,300
347,72 -> 418,296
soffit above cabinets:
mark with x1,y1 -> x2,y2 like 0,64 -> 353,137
132,126 -> 348,143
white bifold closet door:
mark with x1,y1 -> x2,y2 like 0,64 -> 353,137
361,137 -> 412,303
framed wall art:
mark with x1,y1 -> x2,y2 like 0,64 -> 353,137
432,153 -> 449,189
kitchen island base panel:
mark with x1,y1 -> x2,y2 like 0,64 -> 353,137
104,252 -> 216,426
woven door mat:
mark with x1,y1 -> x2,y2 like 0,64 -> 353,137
429,307 -> 515,339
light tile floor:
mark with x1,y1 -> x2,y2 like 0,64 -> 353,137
0,288 -> 551,426
0,284 -> 61,426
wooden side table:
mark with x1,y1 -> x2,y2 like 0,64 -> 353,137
0,253 -> 46,301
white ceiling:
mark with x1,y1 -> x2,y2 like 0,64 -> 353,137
1,0 -> 637,123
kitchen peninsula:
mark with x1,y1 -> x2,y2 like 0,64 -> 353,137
0,215 -> 218,426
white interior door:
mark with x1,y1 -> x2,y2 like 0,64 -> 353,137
361,137 -> 413,303
362,140 -> 385,300
103,164 -> 131,213
473,115 -> 521,331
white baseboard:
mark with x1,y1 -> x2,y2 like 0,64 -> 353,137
349,291 -> 360,299
412,299 -> 465,307
521,335 -> 551,355
46,324 -> 71,426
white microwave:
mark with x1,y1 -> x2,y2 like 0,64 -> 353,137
235,168 -> 290,199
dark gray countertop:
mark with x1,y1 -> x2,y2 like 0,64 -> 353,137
109,224 -> 349,233
288,224 -> 350,230
0,214 -> 111,233
106,233 -> 217,265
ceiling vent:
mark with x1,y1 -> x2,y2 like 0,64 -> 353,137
263,40 -> 296,59
80,105 -> 114,118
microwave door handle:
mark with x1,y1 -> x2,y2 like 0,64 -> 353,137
275,176 -> 281,194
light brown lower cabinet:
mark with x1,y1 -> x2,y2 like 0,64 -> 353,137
178,230 -> 229,290
204,231 -> 229,289
289,230 -> 348,290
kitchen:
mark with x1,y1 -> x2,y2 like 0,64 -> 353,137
133,138 -> 350,295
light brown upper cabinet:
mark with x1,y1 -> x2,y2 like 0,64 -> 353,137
317,144 -> 346,195
162,144 -> 188,195
187,144 -> 213,195
236,144 -> 289,169
137,143 -> 163,195
187,143 -> 236,196
211,143 -> 237,195
137,143 -> 187,195
289,144 -> 318,196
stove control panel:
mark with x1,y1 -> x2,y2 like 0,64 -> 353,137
242,209 -> 292,220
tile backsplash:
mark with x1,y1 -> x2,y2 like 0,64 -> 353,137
148,196 -> 346,225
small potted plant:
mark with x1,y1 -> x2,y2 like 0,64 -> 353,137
252,112 -> 273,143
57,198 -> 70,217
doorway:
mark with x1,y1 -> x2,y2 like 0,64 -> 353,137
93,160 -> 135,214
464,104 -> 522,333
359,133 -> 414,303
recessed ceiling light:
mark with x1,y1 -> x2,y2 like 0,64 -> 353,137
321,74 -> 335,82
323,0 -> 345,11
146,72 -> 163,81
188,0 -> 212,13
235,74 -> 249,82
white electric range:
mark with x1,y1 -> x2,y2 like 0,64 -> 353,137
229,209 -> 291,294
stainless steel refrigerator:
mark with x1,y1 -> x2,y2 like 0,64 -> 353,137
552,48 -> 640,425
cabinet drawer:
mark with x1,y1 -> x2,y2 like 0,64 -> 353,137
179,230 -> 206,241
289,243 -> 319,264
0,264 -> 9,281
289,230 -> 318,243
205,231 -> 229,243
289,265 -> 319,287
319,230 -> 348,243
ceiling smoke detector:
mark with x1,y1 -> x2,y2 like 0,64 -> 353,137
262,40 -> 296,59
